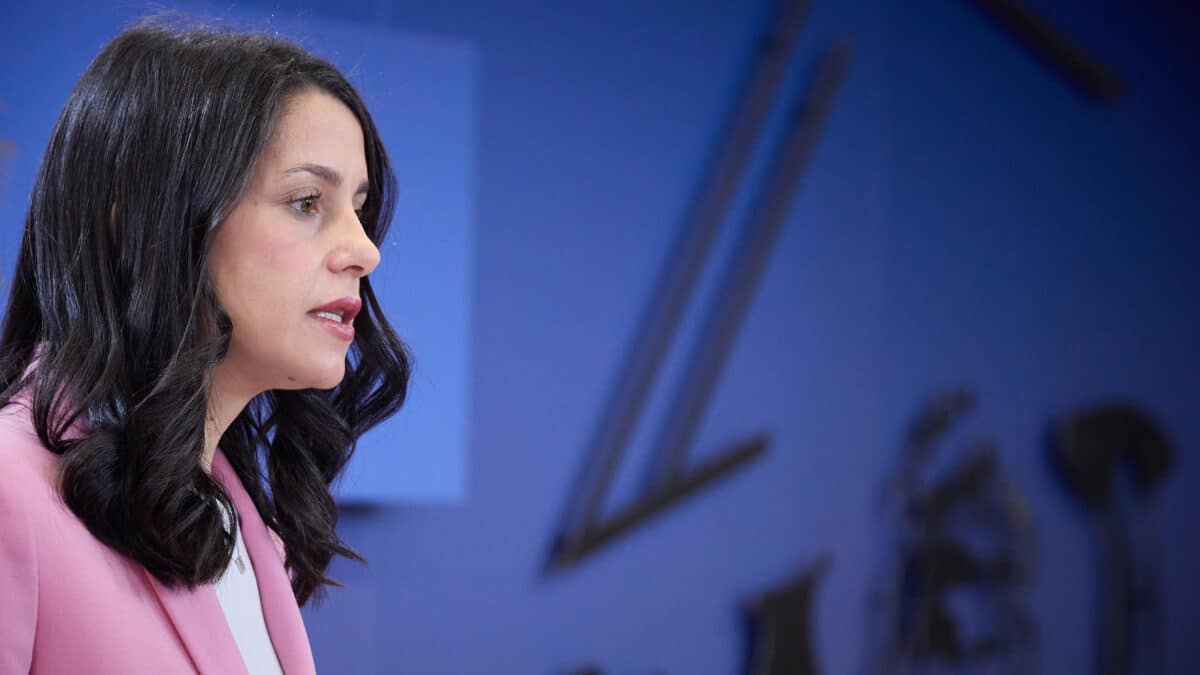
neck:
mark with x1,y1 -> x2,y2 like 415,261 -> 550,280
202,362 -> 259,474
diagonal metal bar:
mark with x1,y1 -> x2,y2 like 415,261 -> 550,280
966,0 -> 1124,102
548,41 -> 856,572
641,40 -> 855,493
547,0 -> 813,567
548,436 -> 768,572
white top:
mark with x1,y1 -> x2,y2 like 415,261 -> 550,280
214,500 -> 285,675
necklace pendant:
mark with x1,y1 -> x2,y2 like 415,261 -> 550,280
235,556 -> 246,574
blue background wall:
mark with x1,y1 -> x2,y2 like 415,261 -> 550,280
2,0 -> 1198,673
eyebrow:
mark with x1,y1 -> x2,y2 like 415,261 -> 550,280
283,163 -> 369,195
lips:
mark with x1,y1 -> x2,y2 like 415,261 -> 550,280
307,296 -> 361,341
307,297 -> 362,324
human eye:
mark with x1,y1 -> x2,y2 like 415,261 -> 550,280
287,190 -> 322,217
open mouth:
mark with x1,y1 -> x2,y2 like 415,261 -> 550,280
307,297 -> 361,324
307,297 -> 361,340
310,309 -> 347,323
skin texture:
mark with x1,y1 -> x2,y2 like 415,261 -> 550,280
203,89 -> 381,470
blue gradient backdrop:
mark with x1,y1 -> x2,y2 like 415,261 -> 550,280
1,0 -> 1197,673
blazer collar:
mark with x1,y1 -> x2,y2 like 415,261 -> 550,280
142,566 -> 248,674
11,350 -> 315,672
144,449 -> 316,675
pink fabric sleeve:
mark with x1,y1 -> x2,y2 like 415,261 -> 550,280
268,527 -> 287,565
267,527 -> 298,582
0,471 -> 38,673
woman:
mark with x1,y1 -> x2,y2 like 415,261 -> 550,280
0,19 -> 410,675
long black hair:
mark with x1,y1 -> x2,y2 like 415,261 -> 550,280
0,20 -> 411,606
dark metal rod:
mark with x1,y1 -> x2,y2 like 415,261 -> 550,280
549,0 -> 813,563
967,0 -> 1124,102
642,40 -> 854,492
549,436 -> 768,571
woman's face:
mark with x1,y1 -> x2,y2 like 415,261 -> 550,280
209,89 -> 380,396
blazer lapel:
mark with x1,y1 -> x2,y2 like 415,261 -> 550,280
213,449 -> 317,675
142,569 -> 248,675
10,371 -> 305,673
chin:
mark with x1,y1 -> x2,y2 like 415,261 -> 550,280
280,356 -> 347,391
306,363 -> 348,390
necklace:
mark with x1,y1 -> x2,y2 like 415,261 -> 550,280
233,539 -> 247,574
216,497 -> 248,575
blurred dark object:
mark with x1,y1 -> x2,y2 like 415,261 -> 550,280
1049,404 -> 1173,675
546,0 -> 853,574
965,0 -> 1124,101
867,389 -> 1038,674
742,556 -> 831,675
544,0 -> 811,574
1053,405 -> 1172,507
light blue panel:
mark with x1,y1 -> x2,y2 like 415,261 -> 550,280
0,2 -> 473,503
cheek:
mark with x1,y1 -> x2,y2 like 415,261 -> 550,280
212,216 -> 316,328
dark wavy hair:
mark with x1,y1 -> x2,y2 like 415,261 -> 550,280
0,20 -> 410,606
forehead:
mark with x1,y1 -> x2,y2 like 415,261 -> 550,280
260,89 -> 368,177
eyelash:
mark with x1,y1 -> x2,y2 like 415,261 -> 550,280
287,191 -> 367,220
288,191 -> 321,217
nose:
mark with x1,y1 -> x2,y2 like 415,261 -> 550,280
328,208 -> 382,277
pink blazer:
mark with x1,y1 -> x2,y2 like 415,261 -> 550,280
0,402 -> 317,674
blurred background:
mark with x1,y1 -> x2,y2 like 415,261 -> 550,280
2,0 -> 1198,673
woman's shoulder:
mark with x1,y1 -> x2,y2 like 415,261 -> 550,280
0,402 -> 63,515
0,402 -> 116,571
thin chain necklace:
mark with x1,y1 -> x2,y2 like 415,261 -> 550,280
232,529 -> 247,574
215,497 -> 248,575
